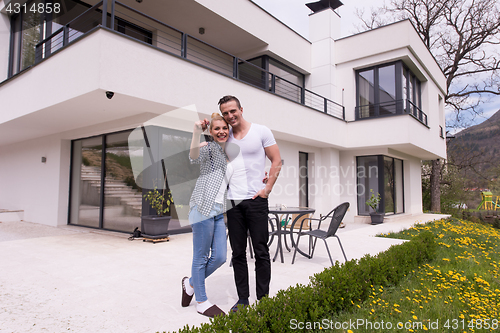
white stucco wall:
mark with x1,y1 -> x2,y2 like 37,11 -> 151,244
0,134 -> 71,226
266,141 -> 341,218
334,20 -> 447,160
0,29 -> 348,149
195,0 -> 311,74
0,25 -> 444,226
405,157 -> 424,215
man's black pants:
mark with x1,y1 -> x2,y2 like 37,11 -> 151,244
227,196 -> 270,300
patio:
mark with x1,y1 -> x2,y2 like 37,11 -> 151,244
0,213 -> 449,333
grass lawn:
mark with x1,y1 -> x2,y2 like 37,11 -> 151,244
329,218 -> 500,332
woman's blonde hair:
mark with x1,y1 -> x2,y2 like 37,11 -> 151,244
210,112 -> 229,130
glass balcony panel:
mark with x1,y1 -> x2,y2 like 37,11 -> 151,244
186,36 -> 233,76
274,78 -> 301,103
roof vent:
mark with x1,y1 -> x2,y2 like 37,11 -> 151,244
306,0 -> 343,13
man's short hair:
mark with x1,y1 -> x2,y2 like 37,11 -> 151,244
218,95 -> 241,109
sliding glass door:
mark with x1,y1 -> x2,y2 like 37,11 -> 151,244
69,136 -> 103,228
357,155 -> 404,216
70,130 -> 143,232
69,127 -> 196,234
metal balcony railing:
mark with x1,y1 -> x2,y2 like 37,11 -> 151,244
33,0 -> 345,120
355,99 -> 428,126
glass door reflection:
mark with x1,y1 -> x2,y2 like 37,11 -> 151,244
69,136 -> 103,228
102,131 -> 142,232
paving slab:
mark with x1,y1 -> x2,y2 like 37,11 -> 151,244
0,213 -> 449,333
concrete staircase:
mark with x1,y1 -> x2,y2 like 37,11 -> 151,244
81,165 -> 142,217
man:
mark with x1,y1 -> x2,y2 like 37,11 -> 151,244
218,95 -> 282,312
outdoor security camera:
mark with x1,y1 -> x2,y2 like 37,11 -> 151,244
106,91 -> 114,99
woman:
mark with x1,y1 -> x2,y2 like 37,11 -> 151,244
181,113 -> 231,318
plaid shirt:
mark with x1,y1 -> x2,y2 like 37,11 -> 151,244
189,142 -> 228,217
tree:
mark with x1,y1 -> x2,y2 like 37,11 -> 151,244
357,0 -> 500,123
356,0 -> 500,212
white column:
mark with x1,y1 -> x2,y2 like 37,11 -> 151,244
310,147 -> 340,215
309,8 -> 341,101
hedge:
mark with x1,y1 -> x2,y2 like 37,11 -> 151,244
172,231 -> 436,333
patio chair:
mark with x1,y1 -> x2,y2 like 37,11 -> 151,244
282,209 -> 312,251
291,202 -> 349,265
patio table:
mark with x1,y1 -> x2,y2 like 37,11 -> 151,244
268,206 -> 315,263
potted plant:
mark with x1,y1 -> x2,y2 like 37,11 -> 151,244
141,186 -> 173,238
366,189 -> 384,224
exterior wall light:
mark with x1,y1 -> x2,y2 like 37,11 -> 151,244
41,157 -> 47,163
199,27 -> 205,35
106,91 -> 114,99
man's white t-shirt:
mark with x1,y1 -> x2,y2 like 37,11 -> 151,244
225,123 -> 276,200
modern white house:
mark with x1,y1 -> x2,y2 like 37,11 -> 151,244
0,0 -> 447,233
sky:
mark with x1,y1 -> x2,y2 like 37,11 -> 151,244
252,0 -> 380,39
251,0 -> 500,130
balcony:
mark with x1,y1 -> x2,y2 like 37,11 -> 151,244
30,0 -> 344,120
355,99 -> 428,126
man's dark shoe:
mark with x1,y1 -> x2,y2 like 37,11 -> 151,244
230,299 -> 249,313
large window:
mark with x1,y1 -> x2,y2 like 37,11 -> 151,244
238,55 -> 305,103
8,0 -> 152,77
357,155 -> 404,216
356,61 -> 424,124
69,127 -> 196,234
9,0 -> 43,76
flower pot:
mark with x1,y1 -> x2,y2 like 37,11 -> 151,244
369,212 -> 385,225
141,215 -> 171,238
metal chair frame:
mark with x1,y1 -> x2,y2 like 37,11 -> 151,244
291,202 -> 349,265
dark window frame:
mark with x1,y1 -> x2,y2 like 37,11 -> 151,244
68,126 -> 195,235
245,55 -> 305,88
356,155 -> 405,216
68,128 -> 133,232
7,0 -> 153,78
299,151 -> 309,207
355,60 -> 423,122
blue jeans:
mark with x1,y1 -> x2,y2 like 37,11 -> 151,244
189,203 -> 227,302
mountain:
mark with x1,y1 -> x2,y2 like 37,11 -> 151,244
455,110 -> 500,138
448,109 -> 500,186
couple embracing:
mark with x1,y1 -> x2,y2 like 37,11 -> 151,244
181,95 -> 282,317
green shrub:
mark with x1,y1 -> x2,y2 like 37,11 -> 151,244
82,156 -> 91,166
172,232 -> 436,333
